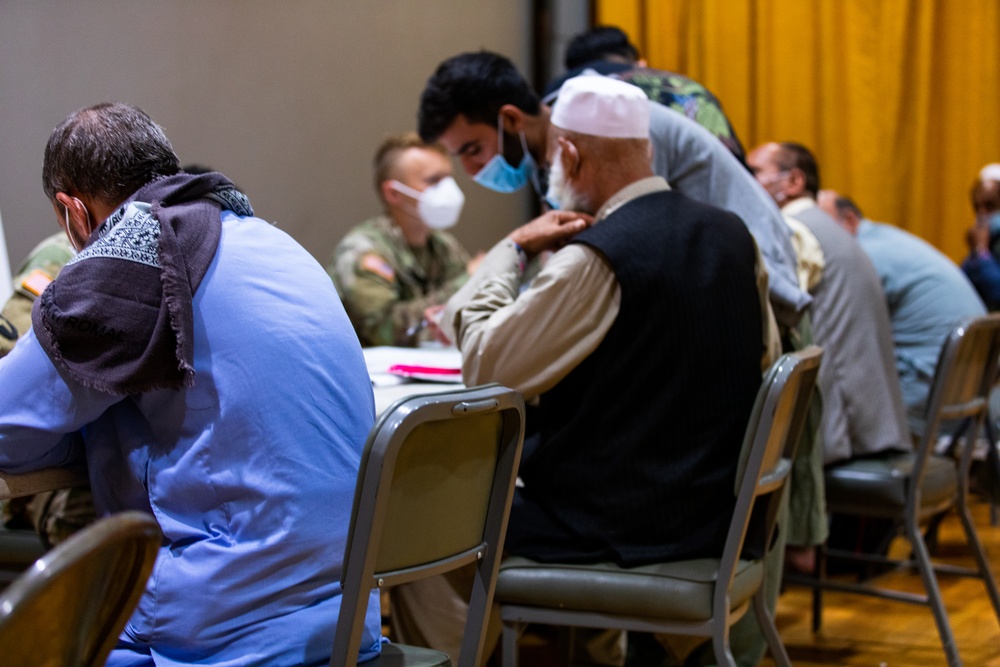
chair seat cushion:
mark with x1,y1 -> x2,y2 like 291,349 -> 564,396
495,555 -> 764,622
824,452 -> 957,517
373,643 -> 451,667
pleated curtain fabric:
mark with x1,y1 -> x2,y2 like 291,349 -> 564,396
596,0 -> 1000,262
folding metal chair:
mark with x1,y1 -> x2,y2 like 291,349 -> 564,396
816,314 -> 1000,667
0,510 -> 160,667
495,347 -> 823,667
330,383 -> 525,667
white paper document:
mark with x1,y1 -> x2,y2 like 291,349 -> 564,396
363,345 -> 463,386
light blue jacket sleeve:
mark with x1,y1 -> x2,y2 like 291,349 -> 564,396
0,328 -> 120,473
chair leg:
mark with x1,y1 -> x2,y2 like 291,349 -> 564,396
811,542 -> 825,633
500,620 -> 524,667
956,494 -> 1000,625
906,518 -> 963,667
753,590 -> 792,667
710,624 -> 739,667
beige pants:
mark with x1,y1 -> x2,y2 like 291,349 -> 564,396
389,565 -> 625,666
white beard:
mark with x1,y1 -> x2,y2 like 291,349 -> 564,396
546,150 -> 589,213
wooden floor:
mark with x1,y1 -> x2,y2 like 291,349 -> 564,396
762,496 -> 1000,667
512,496 -> 1000,666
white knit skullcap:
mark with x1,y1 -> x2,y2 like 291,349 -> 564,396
980,163 -> 1000,183
550,75 -> 649,139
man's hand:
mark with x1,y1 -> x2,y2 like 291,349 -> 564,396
508,210 -> 593,258
422,304 -> 451,345
968,221 -> 990,255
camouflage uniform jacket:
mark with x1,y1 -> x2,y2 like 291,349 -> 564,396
0,232 -> 74,357
328,215 -> 470,347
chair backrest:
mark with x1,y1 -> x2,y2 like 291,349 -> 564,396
0,510 -> 160,667
719,347 -> 823,612
918,314 -> 1000,498
331,383 -> 526,667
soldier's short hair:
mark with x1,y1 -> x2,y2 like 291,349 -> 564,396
372,133 -> 447,200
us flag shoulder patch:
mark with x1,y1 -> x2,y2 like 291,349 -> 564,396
359,254 -> 395,282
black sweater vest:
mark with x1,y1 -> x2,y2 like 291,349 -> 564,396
513,190 -> 764,566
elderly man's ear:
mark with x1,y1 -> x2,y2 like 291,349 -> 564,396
555,136 -> 581,176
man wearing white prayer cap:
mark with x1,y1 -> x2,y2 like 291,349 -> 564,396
390,73 -> 778,666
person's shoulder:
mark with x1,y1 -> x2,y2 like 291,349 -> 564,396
622,66 -> 706,95
335,216 -> 396,256
328,217 -> 403,286
16,232 -> 74,275
657,188 -> 745,223
428,229 -> 471,256
860,221 -> 931,256
646,100 -> 738,162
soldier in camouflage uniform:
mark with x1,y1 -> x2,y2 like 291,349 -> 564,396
0,231 -> 96,547
328,133 -> 476,347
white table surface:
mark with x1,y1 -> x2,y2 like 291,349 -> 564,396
364,346 -> 466,415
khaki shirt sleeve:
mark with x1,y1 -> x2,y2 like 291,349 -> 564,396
784,215 -> 825,292
753,243 -> 783,370
446,239 -> 620,400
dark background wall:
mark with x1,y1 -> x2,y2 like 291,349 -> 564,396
0,0 -> 536,270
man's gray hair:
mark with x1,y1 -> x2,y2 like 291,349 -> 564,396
42,102 -> 180,205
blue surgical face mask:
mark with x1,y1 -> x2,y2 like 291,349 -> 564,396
473,114 -> 538,193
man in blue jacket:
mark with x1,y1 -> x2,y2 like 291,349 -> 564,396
0,103 -> 382,666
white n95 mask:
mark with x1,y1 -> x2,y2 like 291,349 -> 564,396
391,176 -> 466,229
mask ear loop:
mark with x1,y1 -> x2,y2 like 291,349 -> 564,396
521,130 -> 544,196
390,180 -> 423,199
496,112 -> 505,156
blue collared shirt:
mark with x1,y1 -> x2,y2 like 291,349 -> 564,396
0,211 -> 383,666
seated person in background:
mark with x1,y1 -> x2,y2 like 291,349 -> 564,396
543,25 -> 746,162
748,141 -> 911,464
393,75 -> 775,666
0,231 -> 96,547
961,163 -> 1000,309
328,133 -> 479,346
0,102 -> 382,665
818,190 -> 985,436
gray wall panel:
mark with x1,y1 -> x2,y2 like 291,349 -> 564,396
0,0 -> 532,269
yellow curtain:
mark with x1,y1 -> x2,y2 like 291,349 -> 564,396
595,0 -> 1000,261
